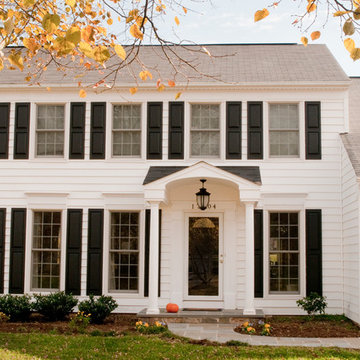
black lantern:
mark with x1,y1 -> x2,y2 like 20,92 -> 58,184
196,179 -> 210,211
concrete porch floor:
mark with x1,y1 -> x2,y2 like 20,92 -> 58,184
137,308 -> 264,324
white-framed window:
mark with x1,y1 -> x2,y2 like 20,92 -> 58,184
109,212 -> 139,292
269,212 -> 299,293
31,211 -> 61,290
112,104 -> 141,157
190,104 -> 220,157
269,104 -> 299,157
36,105 -> 65,157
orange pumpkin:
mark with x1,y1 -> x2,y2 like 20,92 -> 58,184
166,303 -> 179,313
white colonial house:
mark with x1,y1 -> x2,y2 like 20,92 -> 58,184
0,43 -> 360,321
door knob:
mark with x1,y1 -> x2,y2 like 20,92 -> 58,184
220,254 -> 224,263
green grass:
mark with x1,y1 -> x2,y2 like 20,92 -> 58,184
0,332 -> 359,359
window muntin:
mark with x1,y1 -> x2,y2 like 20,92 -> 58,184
112,105 -> 141,157
36,105 -> 65,157
109,212 -> 139,292
190,104 -> 220,157
32,211 -> 61,290
269,212 -> 299,293
269,104 -> 299,157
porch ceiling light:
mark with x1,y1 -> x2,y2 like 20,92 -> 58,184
196,179 -> 211,211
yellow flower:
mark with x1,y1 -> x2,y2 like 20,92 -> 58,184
264,323 -> 271,328
144,322 -> 149,327
243,322 -> 249,327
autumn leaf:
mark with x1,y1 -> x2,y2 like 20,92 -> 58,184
79,89 -> 87,98
46,87 -> 51,91
23,38 -> 40,53
350,48 -> 360,61
81,26 -> 95,43
129,24 -> 144,40
114,44 -> 126,60
344,38 -> 355,53
129,87 -> 138,94
354,7 -> 360,20
66,27 -> 81,46
79,42 -> 94,59
4,18 -> 14,35
343,19 -> 355,36
202,46 -> 211,57
307,2 -> 316,13
333,10 -> 350,17
139,70 -> 152,81
175,16 -> 180,25
23,0 -> 35,8
311,31 -> 320,41
168,80 -> 175,87
65,0 -> 76,8
42,13 -> 60,33
8,52 -> 24,71
301,36 -> 308,47
0,58 -> 3,72
175,92 -> 182,100
93,46 -> 110,64
254,8 -> 269,22
53,37 -> 75,55
183,7 -> 187,14
157,84 -> 165,92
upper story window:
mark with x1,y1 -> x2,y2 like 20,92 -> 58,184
269,104 -> 299,157
36,105 -> 64,157
269,212 -> 299,293
191,104 -> 220,157
32,211 -> 61,290
113,105 -> 141,157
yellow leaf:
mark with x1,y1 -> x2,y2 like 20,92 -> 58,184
254,8 -> 269,22
307,2 -> 316,12
0,58 -> 3,72
107,18 -> 113,25
79,41 -> 94,59
354,7 -> 360,20
46,87 -> 51,91
114,44 -> 126,60
79,89 -> 87,98
333,10 -> 351,17
157,84 -> 165,92
65,0 -> 76,8
81,26 -> 95,43
23,0 -> 35,8
183,7 -> 187,14
301,36 -> 308,47
168,80 -> 175,87
311,31 -> 320,40
23,38 -> 40,52
202,46 -> 211,57
42,13 -> 60,33
175,92 -> 182,100
350,47 -> 360,61
53,37 -> 75,55
175,16 -> 180,25
344,38 -> 355,53
343,19 -> 355,36
129,24 -> 144,40
8,52 -> 24,71
129,87 -> 138,94
93,46 -> 110,64
65,27 -> 81,45
136,16 -> 147,27
139,70 -> 152,81
4,18 -> 14,35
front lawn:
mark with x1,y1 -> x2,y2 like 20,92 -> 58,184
0,332 -> 360,359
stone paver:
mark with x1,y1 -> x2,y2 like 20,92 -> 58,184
168,323 -> 360,349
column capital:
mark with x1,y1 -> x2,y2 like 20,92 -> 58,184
242,200 -> 258,207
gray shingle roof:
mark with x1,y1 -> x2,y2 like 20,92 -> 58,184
143,166 -> 261,185
0,44 -> 349,86
341,133 -> 360,177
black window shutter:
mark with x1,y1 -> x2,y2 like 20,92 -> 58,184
9,208 -> 26,294
14,103 -> 30,159
226,102 -> 242,159
147,102 -> 163,159
305,102 -> 321,159
168,102 -> 184,159
66,209 -> 82,295
306,209 -> 322,296
247,102 -> 263,159
87,209 -> 103,295
69,103 -> 86,159
0,103 -> 10,159
0,209 -> 6,293
90,102 -> 106,159
254,209 -> 263,298
144,209 -> 162,297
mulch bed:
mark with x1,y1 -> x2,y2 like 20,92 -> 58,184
0,313 -> 136,335
234,315 -> 360,338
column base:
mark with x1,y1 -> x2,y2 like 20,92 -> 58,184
146,307 -> 160,315
243,308 -> 256,315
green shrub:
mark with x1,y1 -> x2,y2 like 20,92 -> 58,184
78,295 -> 117,324
0,295 -> 33,321
296,292 -> 327,315
33,291 -> 78,321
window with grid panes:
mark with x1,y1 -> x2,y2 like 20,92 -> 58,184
190,104 -> 220,157
269,212 -> 299,293
269,104 -> 299,157
109,212 -> 139,292
32,211 -> 61,290
112,105 -> 141,157
36,105 -> 65,156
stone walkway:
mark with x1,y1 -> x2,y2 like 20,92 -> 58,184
168,323 -> 360,348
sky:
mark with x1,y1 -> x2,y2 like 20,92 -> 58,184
155,0 -> 360,76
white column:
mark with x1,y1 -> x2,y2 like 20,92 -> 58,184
147,201 -> 160,314
243,201 -> 256,315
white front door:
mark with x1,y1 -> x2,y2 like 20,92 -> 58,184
184,213 -> 223,302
